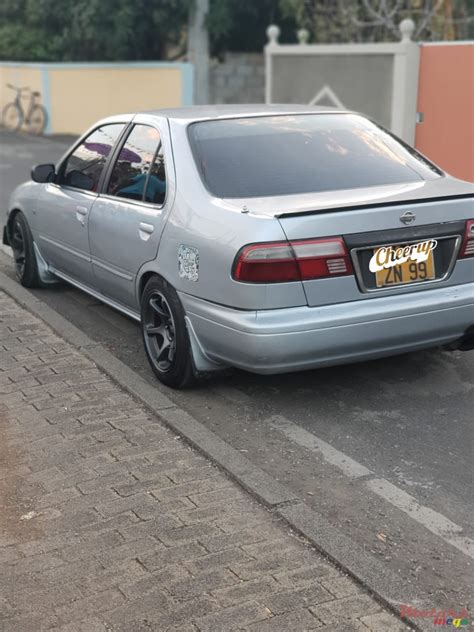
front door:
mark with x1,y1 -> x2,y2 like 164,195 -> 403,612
89,121 -> 170,310
33,123 -> 126,286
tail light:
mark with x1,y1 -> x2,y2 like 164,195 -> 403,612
459,220 -> 474,258
233,237 -> 352,283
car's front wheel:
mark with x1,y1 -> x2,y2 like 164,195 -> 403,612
10,212 -> 42,287
141,276 -> 195,389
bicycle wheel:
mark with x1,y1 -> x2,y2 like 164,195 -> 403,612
28,104 -> 48,135
2,102 -> 23,131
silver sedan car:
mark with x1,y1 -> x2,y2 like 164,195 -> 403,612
4,105 -> 474,388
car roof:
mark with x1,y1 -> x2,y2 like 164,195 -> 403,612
137,103 -> 348,122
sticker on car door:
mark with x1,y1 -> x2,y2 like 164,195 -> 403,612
178,245 -> 199,282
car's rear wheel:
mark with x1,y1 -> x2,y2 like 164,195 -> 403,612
10,212 -> 42,287
141,276 -> 195,389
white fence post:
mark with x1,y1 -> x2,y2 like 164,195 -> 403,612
187,0 -> 210,105
265,25 -> 280,104
391,19 -> 420,144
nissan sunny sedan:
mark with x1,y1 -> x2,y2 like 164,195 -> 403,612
4,105 -> 474,388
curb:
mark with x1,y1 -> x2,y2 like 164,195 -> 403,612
0,268 -> 432,631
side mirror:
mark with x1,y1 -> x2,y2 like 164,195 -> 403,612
66,170 -> 95,191
31,163 -> 55,183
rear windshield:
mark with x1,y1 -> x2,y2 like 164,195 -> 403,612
188,113 -> 442,198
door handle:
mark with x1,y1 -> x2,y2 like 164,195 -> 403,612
139,222 -> 154,234
138,222 -> 154,242
76,205 -> 88,225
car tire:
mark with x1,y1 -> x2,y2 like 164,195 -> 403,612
141,276 -> 196,389
9,212 -> 42,288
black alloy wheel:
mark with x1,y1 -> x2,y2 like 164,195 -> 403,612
141,276 -> 195,388
9,212 -> 41,287
143,290 -> 177,373
11,216 -> 26,278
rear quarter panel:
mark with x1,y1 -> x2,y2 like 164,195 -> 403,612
154,119 -> 307,310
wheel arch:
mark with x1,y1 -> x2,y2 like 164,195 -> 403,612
136,266 -> 224,374
137,270 -> 160,303
136,264 -> 174,305
7,209 -> 57,285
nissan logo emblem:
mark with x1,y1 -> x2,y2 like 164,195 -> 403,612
400,211 -> 416,225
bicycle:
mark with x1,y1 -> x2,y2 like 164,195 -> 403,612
2,84 -> 48,135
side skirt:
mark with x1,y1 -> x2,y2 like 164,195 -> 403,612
49,267 -> 141,322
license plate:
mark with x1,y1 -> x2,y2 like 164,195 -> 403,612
373,244 -> 436,288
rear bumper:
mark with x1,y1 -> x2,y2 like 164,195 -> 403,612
180,283 -> 474,374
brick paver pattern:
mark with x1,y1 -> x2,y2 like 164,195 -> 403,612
0,291 -> 408,631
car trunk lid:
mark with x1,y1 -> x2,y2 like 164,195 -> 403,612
275,193 -> 473,307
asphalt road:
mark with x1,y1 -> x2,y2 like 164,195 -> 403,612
1,130 -> 473,615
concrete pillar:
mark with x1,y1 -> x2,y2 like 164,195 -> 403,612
187,0 -> 210,105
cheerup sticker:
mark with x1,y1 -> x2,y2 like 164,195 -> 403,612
369,239 -> 437,273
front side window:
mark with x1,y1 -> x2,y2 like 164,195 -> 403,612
107,124 -> 166,205
60,124 -> 125,192
188,114 -> 442,199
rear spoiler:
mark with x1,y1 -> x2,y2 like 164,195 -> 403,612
276,193 -> 474,219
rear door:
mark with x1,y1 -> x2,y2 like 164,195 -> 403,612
34,123 -> 126,286
88,116 -> 173,310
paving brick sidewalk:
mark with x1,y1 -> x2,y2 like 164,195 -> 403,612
0,290 -> 408,632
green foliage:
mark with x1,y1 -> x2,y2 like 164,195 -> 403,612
0,0 -> 59,60
207,0 -> 297,56
280,0 -> 359,42
280,0 -> 474,43
0,0 -> 470,61
0,0 -> 192,61
0,0 -> 297,61
457,0 -> 474,38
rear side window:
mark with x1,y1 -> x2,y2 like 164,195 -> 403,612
107,124 -> 166,205
60,124 -> 125,192
188,114 -> 442,199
